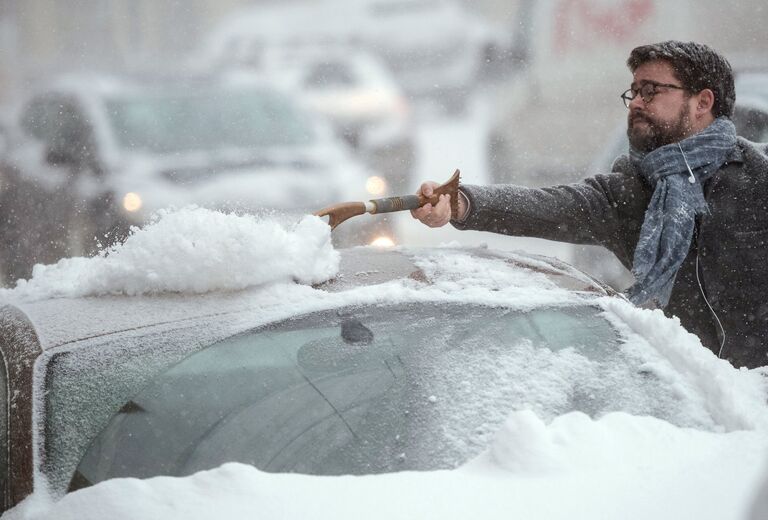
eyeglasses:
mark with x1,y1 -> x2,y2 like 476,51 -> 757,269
620,81 -> 686,108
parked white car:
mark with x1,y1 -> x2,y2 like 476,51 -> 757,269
0,73 -> 393,283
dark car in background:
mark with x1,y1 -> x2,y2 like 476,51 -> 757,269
0,116 -> 8,156
0,74 -> 394,284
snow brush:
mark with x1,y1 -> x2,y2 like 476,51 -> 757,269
314,169 -> 461,230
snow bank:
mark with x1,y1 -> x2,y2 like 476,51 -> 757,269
0,208 -> 339,302
484,410 -> 765,475
6,411 -> 768,520
600,298 -> 768,432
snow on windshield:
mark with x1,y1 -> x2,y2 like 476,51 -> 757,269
0,207 -> 339,302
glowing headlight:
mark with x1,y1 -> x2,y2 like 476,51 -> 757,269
122,192 -> 143,212
366,176 -> 387,196
370,236 -> 395,247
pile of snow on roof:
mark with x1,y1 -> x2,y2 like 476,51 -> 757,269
0,207 -> 339,301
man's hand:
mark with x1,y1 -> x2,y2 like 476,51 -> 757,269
410,181 -> 467,227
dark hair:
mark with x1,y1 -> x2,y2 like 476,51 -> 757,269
627,41 -> 735,118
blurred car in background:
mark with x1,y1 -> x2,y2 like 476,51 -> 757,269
251,47 -> 416,193
0,74 -> 394,284
199,0 -> 513,114
2,245 -> 765,514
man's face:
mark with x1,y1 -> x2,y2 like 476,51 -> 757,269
626,60 -> 695,152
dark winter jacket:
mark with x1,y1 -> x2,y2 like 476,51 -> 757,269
453,137 -> 768,369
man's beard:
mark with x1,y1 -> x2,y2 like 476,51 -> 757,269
627,105 -> 691,152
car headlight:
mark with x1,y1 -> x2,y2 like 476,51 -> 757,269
365,176 -> 387,196
370,235 -> 395,247
122,192 -> 143,212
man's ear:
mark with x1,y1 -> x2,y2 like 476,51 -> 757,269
695,89 -> 715,118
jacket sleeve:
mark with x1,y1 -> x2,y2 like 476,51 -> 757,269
452,172 -> 650,252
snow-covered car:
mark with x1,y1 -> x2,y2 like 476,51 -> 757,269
199,0 -> 512,112
263,48 -> 416,193
0,74 -> 394,283
0,208 -> 767,518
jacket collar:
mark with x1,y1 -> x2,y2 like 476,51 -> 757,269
726,142 -> 744,164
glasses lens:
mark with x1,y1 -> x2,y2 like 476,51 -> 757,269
639,84 -> 656,103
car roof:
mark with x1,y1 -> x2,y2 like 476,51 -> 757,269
25,72 -> 284,103
4,247 -> 615,351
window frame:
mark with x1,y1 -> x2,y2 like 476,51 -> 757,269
0,305 -> 44,512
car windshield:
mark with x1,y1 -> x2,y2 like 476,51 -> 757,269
59,301 -> 717,491
369,0 -> 444,16
104,86 -> 317,154
304,62 -> 357,88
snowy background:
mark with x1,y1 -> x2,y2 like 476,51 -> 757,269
1,1 -> 768,518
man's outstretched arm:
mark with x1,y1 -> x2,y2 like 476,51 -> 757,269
411,173 -> 650,252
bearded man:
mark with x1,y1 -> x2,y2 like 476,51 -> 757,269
412,40 -> 768,369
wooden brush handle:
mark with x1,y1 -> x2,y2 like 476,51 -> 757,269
314,169 -> 461,229
371,169 -> 461,217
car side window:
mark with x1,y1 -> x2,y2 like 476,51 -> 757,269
20,97 -> 92,163
304,62 -> 356,88
20,98 -> 58,142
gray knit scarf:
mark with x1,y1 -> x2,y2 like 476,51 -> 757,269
626,116 -> 737,307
